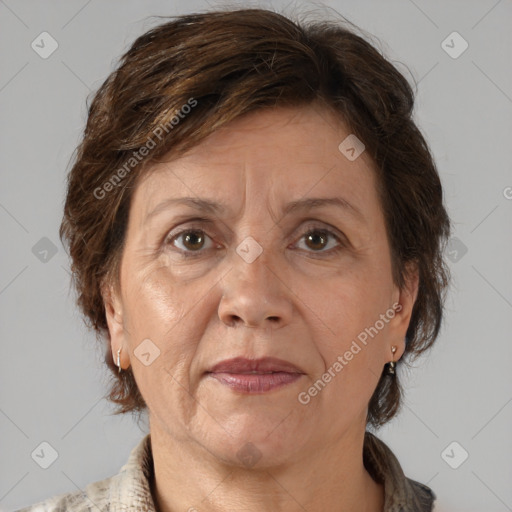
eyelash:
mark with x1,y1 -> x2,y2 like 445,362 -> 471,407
164,221 -> 346,259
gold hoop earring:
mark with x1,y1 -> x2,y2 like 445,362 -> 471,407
117,347 -> 122,374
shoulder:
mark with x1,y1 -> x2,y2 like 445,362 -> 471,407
13,474 -> 114,512
363,432 -> 436,512
14,435 -> 154,512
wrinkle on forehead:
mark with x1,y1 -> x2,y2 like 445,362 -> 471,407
128,103 -> 379,242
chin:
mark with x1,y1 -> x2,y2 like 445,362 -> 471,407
194,409 -> 311,469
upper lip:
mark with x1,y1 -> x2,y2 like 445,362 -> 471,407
207,357 -> 304,374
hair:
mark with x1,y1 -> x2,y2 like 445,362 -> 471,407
60,6 -> 451,428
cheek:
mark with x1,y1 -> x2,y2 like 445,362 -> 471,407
122,265 -> 200,377
121,270 -> 203,423
310,267 -> 391,338
306,281 -> 388,417
304,260 -> 393,387
126,273 -> 181,333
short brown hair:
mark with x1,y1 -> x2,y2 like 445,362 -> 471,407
60,7 -> 451,428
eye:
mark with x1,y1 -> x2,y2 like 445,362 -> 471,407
166,228 -> 216,257
294,226 -> 344,255
165,222 -> 345,258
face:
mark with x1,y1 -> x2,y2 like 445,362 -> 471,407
104,104 -> 418,467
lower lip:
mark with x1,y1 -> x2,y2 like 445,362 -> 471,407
207,372 -> 303,393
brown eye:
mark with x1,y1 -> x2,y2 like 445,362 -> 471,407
166,224 -> 344,259
295,227 -> 344,255
167,229 -> 215,256
181,230 -> 205,251
305,231 -> 329,251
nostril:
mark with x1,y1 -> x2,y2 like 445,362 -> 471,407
228,315 -> 243,327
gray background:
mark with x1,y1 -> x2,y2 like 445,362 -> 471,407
1,1 -> 511,511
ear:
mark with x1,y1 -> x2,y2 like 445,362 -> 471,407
389,261 -> 419,360
101,278 -> 129,370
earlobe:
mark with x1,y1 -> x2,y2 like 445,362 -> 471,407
103,293 -> 130,370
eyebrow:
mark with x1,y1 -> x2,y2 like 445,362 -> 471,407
283,197 -> 364,220
145,196 -> 365,224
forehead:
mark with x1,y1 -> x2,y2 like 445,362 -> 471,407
133,104 -> 378,219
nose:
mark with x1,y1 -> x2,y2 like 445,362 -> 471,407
217,246 -> 293,329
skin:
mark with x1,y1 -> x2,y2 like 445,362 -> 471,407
103,103 -> 419,512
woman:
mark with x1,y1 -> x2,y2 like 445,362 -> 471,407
18,7 -> 451,512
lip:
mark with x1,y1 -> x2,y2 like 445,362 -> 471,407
207,356 -> 304,374
205,357 -> 305,394
208,372 -> 303,393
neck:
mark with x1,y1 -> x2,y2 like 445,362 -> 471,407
148,417 -> 384,512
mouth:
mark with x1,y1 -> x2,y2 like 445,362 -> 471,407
205,357 -> 305,394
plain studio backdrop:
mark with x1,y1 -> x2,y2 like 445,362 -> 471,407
0,1 -> 511,511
